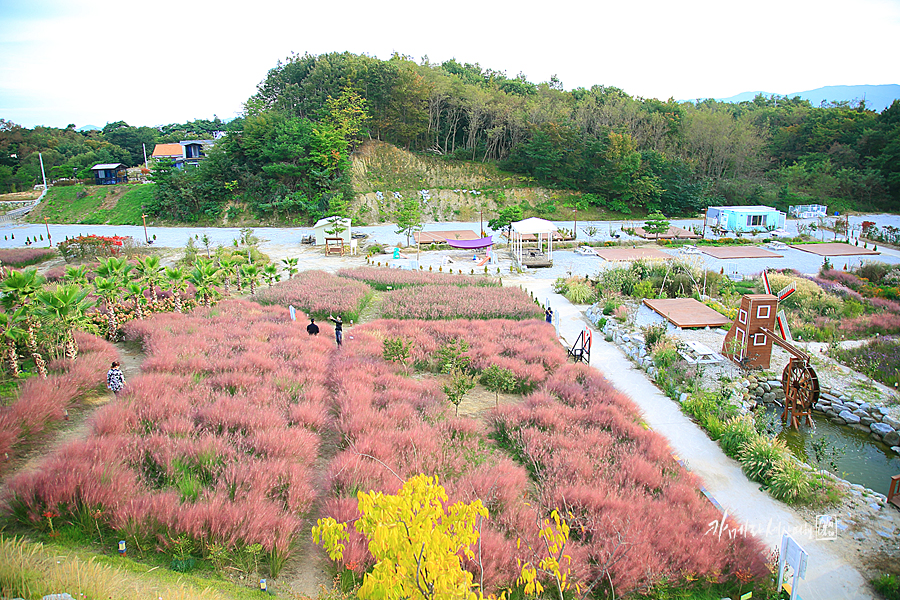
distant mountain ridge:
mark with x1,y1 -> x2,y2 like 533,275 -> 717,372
704,84 -> 900,112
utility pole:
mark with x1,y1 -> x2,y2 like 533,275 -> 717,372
141,214 -> 149,244
38,152 -> 47,191
142,143 -> 148,169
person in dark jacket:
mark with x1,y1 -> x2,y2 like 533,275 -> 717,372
307,317 -> 319,336
329,314 -> 343,346
545,307 -> 553,323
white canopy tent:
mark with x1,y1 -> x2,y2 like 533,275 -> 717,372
313,217 -> 352,246
510,217 -> 557,267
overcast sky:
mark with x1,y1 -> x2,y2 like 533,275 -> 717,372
2,0 -> 899,129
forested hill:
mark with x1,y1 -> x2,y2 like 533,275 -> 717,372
3,52 -> 899,226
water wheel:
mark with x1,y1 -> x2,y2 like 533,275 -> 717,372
781,357 -> 818,430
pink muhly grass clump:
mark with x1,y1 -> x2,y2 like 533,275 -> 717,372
0,247 -> 56,267
255,270 -> 371,320
381,284 -> 543,320
338,266 -> 497,289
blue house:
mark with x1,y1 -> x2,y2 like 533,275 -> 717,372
706,206 -> 786,234
91,163 -> 128,185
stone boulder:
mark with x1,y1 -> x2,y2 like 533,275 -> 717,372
870,422 -> 895,437
839,410 -> 861,424
883,415 -> 900,429
883,431 -> 900,447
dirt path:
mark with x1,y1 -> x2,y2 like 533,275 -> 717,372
0,340 -> 144,487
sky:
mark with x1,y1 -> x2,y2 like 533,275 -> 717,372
1,0 -> 899,129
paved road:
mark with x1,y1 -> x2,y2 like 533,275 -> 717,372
513,278 -> 875,600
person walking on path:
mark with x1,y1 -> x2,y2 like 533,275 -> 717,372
306,317 -> 319,336
545,307 -> 553,324
107,361 -> 126,397
329,314 -> 343,346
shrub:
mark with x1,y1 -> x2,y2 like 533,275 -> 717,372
641,322 -> 668,350
719,416 -> 756,459
563,280 -> 595,305
768,458 -> 811,503
739,436 -> 789,485
873,574 -> 900,600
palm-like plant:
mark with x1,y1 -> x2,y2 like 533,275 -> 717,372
241,264 -> 260,296
1,268 -> 48,375
34,285 -> 95,360
0,308 -> 27,377
63,265 -> 89,286
126,282 -> 148,320
93,276 -> 121,341
164,267 -> 187,313
281,257 -> 299,279
217,256 -> 234,295
136,256 -> 163,304
188,259 -> 222,307
263,263 -> 281,287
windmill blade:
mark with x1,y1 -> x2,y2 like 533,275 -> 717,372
777,284 -> 796,301
776,310 -> 793,342
763,270 -> 773,295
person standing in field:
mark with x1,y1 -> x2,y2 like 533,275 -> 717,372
329,314 -> 343,346
307,317 -> 319,336
107,361 -> 126,397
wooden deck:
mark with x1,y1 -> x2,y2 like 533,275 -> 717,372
789,242 -> 880,256
643,298 -> 732,328
701,246 -> 784,259
519,250 -> 552,268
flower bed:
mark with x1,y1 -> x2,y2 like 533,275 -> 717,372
382,284 -> 542,320
255,269 -> 372,322
832,337 -> 900,387
338,266 -> 498,290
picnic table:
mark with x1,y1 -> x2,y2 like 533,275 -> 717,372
678,340 -> 725,364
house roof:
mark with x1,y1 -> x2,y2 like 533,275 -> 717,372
180,140 -> 215,146
151,143 -> 183,158
712,205 -> 783,214
91,163 -> 125,170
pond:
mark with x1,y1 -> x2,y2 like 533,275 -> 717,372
763,406 -> 900,496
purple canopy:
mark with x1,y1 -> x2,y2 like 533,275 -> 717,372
445,236 -> 494,249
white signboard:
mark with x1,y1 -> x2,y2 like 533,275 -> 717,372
777,533 -> 809,600
289,305 -> 296,321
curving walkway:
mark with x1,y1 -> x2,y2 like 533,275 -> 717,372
512,278 -> 874,600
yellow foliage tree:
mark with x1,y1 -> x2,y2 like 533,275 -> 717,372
312,474 -> 499,600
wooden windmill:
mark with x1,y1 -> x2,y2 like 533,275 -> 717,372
722,272 -> 819,430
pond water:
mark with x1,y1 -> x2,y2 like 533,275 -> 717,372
764,406 -> 900,496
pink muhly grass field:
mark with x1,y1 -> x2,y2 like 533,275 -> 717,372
381,284 -> 543,320
255,269 -> 372,321
4,300 -> 326,570
487,364 -> 768,593
338,266 -> 498,289
0,332 -> 117,465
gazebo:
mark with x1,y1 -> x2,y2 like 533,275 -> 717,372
510,217 -> 557,268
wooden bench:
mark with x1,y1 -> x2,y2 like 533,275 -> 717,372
889,474 -> 900,509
